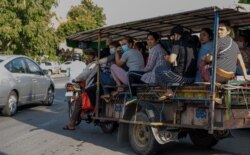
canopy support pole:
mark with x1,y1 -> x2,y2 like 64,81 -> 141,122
209,8 -> 219,134
95,31 -> 102,118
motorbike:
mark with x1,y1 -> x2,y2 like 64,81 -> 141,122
65,80 -> 117,133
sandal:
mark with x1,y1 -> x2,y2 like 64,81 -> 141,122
101,94 -> 110,98
101,94 -> 110,102
63,125 -> 75,130
159,90 -> 174,101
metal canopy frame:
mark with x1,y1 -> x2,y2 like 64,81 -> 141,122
67,6 -> 250,42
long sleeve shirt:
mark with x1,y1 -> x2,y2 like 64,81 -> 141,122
75,61 -> 97,88
141,44 -> 167,83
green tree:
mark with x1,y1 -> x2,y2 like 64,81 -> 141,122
57,0 -> 106,40
0,0 -> 59,59
239,0 -> 250,4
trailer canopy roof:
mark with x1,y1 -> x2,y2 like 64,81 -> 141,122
67,6 -> 250,42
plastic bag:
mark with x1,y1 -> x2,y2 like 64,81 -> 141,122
81,92 -> 94,110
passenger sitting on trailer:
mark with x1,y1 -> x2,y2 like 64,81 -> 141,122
134,41 -> 149,65
155,25 -> 197,100
63,48 -> 98,130
98,41 -> 122,102
201,21 -> 250,82
127,32 -> 169,103
110,37 -> 145,96
195,28 -> 213,82
234,35 -> 250,75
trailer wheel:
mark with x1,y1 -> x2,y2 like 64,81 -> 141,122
189,129 -> 218,148
129,112 -> 159,155
100,122 -> 118,134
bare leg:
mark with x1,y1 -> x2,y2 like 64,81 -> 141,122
63,98 -> 81,130
110,64 -> 127,95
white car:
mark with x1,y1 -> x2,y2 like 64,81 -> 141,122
60,61 -> 72,72
39,61 -> 61,75
0,55 -> 55,116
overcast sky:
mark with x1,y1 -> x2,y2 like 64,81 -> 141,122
54,0 -> 238,26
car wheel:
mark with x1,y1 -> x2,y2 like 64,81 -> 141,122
2,91 -> 18,116
44,86 -> 54,106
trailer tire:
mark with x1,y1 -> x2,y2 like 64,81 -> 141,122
189,129 -> 218,148
100,122 -> 118,134
129,112 -> 159,155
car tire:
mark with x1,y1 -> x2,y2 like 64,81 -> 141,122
2,91 -> 18,116
44,86 -> 54,106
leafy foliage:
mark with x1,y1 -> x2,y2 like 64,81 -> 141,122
239,0 -> 250,4
0,0 -> 59,59
57,0 -> 106,40
0,0 -> 105,60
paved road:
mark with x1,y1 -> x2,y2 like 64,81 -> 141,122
0,77 -> 249,155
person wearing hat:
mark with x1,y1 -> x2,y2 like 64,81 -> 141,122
155,25 -> 197,100
63,48 -> 98,130
67,53 -> 87,82
74,48 -> 97,85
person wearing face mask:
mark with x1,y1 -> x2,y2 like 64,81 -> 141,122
97,41 -> 122,101
63,48 -> 98,130
110,37 -> 145,96
203,21 -> 250,82
155,25 -> 197,100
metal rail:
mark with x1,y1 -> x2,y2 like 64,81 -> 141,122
209,8 -> 219,134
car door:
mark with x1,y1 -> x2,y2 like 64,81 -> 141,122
25,58 -> 49,101
6,58 -> 33,104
